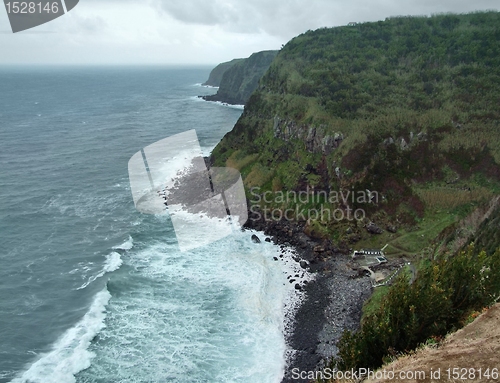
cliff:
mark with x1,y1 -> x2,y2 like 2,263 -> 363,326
211,11 -> 500,245
202,50 -> 278,105
202,58 -> 244,87
208,11 -> 500,378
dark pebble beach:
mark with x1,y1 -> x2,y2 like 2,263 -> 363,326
244,211 -> 372,383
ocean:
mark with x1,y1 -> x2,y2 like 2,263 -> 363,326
0,66 -> 308,383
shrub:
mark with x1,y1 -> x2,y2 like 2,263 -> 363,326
333,246 -> 500,371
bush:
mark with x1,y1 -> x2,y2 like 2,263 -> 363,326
333,246 -> 500,371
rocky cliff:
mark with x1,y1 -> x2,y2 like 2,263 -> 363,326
202,58 -> 244,87
202,50 -> 278,105
211,12 -> 500,247
207,12 -> 500,380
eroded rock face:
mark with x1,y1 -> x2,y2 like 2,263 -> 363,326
383,137 -> 395,147
383,131 -> 427,149
398,137 -> 408,151
202,50 -> 278,105
273,115 -> 343,154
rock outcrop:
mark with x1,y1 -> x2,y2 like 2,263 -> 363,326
202,58 -> 244,87
202,50 -> 278,105
273,115 -> 344,155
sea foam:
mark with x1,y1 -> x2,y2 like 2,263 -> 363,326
76,251 -> 123,290
112,235 -> 133,250
75,228 -> 311,383
10,289 -> 111,383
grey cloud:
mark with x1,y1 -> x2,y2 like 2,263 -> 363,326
157,0 -> 236,25
154,0 -> 499,39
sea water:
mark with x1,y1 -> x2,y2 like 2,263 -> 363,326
0,66 -> 308,383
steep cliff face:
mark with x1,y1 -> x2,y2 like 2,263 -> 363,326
211,12 -> 500,236
203,50 -> 278,105
202,58 -> 244,87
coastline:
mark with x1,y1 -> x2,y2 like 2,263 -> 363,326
244,212 -> 372,383
198,94 -> 245,109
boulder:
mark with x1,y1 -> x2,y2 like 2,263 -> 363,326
366,222 -> 383,234
417,131 -> 427,141
251,234 -> 261,243
383,137 -> 395,146
386,225 -> 398,233
398,137 -> 408,150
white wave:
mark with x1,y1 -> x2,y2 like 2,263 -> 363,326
192,83 -> 219,89
112,235 -> 133,250
166,204 -> 235,252
189,96 -> 244,110
103,251 -> 123,273
76,252 -> 123,290
213,101 -> 245,110
90,230 -> 309,383
10,289 -> 112,383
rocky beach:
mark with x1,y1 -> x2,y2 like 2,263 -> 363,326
244,211 -> 372,383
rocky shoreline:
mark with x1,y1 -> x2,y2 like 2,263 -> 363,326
200,93 -> 244,106
244,211 -> 372,383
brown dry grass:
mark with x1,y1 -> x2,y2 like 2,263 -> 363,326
244,163 -> 274,188
416,187 -> 492,211
362,303 -> 500,382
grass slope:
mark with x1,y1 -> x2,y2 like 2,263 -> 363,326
212,11 -> 500,256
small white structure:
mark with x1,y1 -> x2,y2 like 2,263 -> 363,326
376,256 -> 387,264
360,248 -> 384,256
352,246 -> 388,264
348,22 -> 358,26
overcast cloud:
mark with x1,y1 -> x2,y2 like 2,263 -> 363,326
0,0 -> 498,65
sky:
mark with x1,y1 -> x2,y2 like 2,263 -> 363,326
0,0 -> 498,65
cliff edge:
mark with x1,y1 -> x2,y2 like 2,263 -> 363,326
363,303 -> 500,383
202,58 -> 244,87
202,50 -> 278,105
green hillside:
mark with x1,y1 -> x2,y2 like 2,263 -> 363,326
203,50 -> 278,105
202,58 -> 244,87
211,11 -> 500,251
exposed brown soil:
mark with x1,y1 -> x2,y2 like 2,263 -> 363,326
363,303 -> 500,383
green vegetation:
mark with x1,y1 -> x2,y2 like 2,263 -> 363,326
212,12 -> 500,234
433,196 -> 500,257
362,286 -> 390,321
207,13 -> 500,377
333,245 -> 500,372
202,58 -> 244,87
204,50 -> 278,104
470,202 -> 500,256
